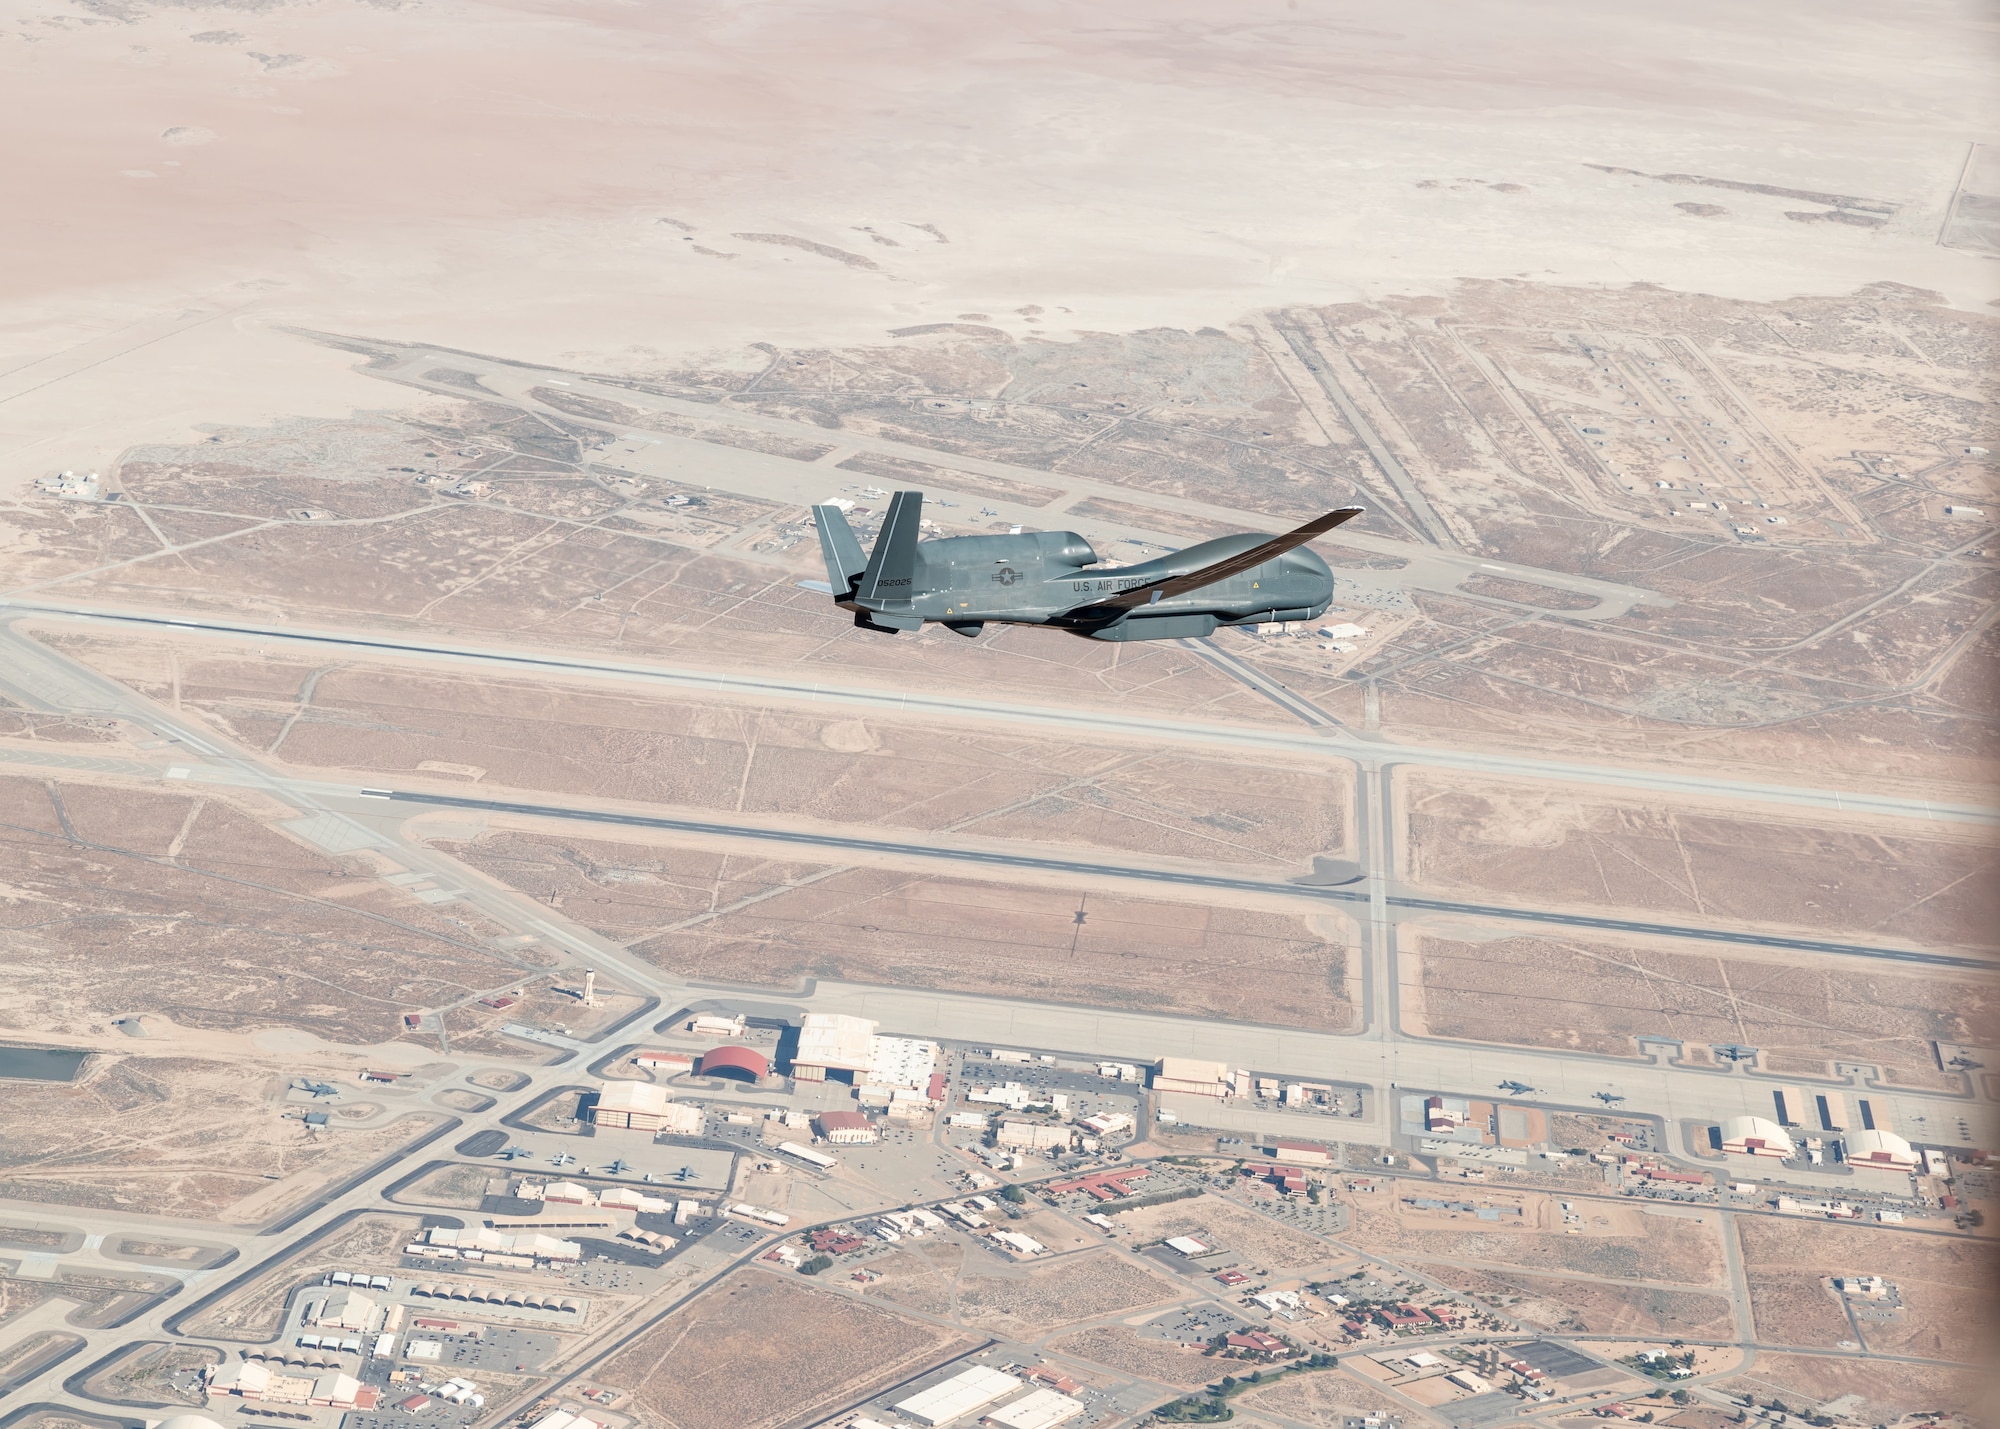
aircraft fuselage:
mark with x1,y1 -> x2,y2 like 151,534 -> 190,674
845,526 -> 1334,640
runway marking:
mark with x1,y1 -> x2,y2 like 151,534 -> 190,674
366,788 -> 1993,970
19,604 -> 1983,825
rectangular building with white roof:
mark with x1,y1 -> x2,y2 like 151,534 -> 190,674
893,1365 -> 1023,1426
985,1387 -> 1086,1429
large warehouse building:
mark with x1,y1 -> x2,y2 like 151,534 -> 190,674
1720,1116 -> 1794,1159
208,1364 -> 373,1410
789,1014 -> 938,1090
592,1082 -> 702,1134
311,1288 -> 376,1331
1844,1129 -> 1921,1171
791,1013 -> 877,1081
892,1365 -> 1023,1426
1151,1057 -> 1232,1098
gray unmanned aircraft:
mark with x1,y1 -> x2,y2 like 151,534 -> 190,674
808,491 -> 1363,641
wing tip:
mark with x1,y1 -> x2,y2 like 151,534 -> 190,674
1299,506 -> 1365,535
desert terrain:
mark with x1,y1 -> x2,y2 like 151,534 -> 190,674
594,1270 -> 977,1429
1407,931 -> 1991,1083
0,3 -> 1994,1428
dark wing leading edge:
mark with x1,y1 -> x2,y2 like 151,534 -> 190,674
1090,507 -> 1365,611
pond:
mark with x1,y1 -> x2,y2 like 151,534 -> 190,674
0,1045 -> 88,1082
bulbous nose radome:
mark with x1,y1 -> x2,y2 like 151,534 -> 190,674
1284,546 -> 1336,604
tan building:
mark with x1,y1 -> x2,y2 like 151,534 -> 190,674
593,1081 -> 699,1133
208,1364 -> 370,1409
998,1120 -> 1075,1151
312,1288 -> 376,1331
1152,1057 -> 1231,1098
1271,1138 -> 1332,1165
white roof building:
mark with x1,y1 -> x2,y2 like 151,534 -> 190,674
985,1387 -> 1085,1429
1720,1116 -> 1794,1158
792,1013 -> 878,1080
893,1366 -> 1023,1426
1165,1235 -> 1211,1257
527,1412 -> 606,1429
866,1034 -> 940,1090
596,1186 -> 671,1214
1845,1129 -> 1921,1170
425,1226 -> 581,1260
729,1202 -> 789,1226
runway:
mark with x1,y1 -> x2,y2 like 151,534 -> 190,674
8,599 -> 1991,828
0,616 -> 1989,1189
368,786 -> 1994,970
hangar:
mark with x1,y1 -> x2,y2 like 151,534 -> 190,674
697,1045 -> 770,1083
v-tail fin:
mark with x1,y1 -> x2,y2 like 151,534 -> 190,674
854,490 -> 924,607
811,503 -> 870,597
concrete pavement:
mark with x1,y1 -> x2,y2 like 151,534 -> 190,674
5,601 -> 1990,827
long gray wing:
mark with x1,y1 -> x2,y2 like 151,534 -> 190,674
1091,507 -> 1364,611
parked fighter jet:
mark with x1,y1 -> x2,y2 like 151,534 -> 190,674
604,1159 -> 632,1175
497,1146 -> 535,1160
1593,1091 -> 1626,1106
1497,1080 -> 1536,1097
808,491 -> 1363,641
